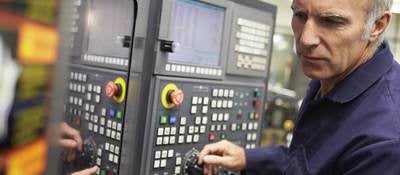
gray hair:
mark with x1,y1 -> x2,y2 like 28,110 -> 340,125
362,0 -> 393,46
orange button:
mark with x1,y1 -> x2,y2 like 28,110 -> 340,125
105,81 -> 121,98
169,89 -> 184,106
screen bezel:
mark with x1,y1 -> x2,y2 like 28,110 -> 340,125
155,0 -> 232,80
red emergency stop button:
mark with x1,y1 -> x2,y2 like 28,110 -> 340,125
168,89 -> 184,107
105,81 -> 121,98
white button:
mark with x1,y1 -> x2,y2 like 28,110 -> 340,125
210,125 -> 215,131
109,153 -> 114,162
176,157 -> 182,165
154,160 -> 160,168
155,151 -> 161,159
107,120 -> 112,128
224,113 -> 229,121
228,100 -> 233,108
202,106 -> 208,114
163,136 -> 169,145
218,89 -> 224,97
217,100 -> 222,108
171,127 -> 177,135
211,100 -> 217,108
115,146 -> 120,154
217,125 -> 221,131
248,123 -> 254,130
156,137 -> 163,145
160,159 -> 167,168
254,122 -> 259,129
242,123 -> 247,130
200,126 -> 206,133
188,126 -> 194,134
161,150 -> 168,158
96,158 -> 101,166
231,123 -> 237,131
100,117 -> 105,126
110,144 -> 115,153
222,124 -> 227,131
252,133 -> 257,141
224,89 -> 229,97
112,121 -> 117,130
171,64 -> 176,71
164,127 -> 170,135
203,97 -> 209,105
95,95 -> 101,103
165,64 -> 171,71
169,136 -> 176,144
93,115 -> 98,123
186,135 -> 193,143
192,96 -> 198,105
105,142 -> 110,150
100,127 -> 104,135
117,123 -> 122,131
229,90 -> 234,97
97,149 -> 102,156
168,149 -> 174,158
180,117 -> 187,125
116,132 -> 121,141
88,122 -> 93,131
175,167 -> 181,174
218,113 -> 224,121
90,105 -> 95,113
212,89 -> 218,97
195,117 -> 201,125
111,130 -> 116,139
94,125 -> 98,133
212,113 -> 218,121
202,116 -> 208,124
178,135 -> 185,144
191,106 -> 197,114
197,97 -> 203,104
106,129 -> 111,137
101,108 -> 106,116
193,134 -> 199,142
222,100 -> 228,108
179,126 -> 185,134
113,155 -> 119,164
247,133 -> 252,141
157,128 -> 164,136
194,126 -> 199,133
88,84 -> 93,92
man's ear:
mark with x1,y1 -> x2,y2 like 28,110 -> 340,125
369,11 -> 392,42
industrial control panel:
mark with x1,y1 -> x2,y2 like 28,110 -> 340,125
62,0 -> 137,174
134,0 -> 277,174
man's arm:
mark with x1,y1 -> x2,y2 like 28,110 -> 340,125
242,146 -> 289,175
338,139 -> 400,175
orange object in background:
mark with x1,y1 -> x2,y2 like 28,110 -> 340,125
17,22 -> 59,64
4,138 -> 47,175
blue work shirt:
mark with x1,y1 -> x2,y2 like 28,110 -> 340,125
243,41 -> 400,175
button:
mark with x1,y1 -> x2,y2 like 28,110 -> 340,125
195,117 -> 201,125
163,136 -> 169,145
202,116 -> 208,124
231,123 -> 236,131
202,106 -> 208,114
107,120 -> 112,128
203,97 -> 209,105
97,158 -> 101,166
178,135 -> 184,144
224,113 -> 229,121
242,123 -> 247,130
212,89 -> 218,97
197,97 -> 203,104
223,89 -> 229,97
109,109 -> 116,118
175,167 -> 181,174
154,160 -> 160,168
200,126 -> 206,133
253,99 -> 261,108
190,106 -> 197,114
209,132 -> 215,141
192,96 -> 198,105
169,136 -> 176,144
100,117 -> 106,126
155,151 -> 161,159
157,128 -> 164,136
218,113 -> 224,121
164,127 -> 170,135
168,149 -> 174,158
156,137 -> 163,145
108,153 -> 114,162
169,115 -> 177,124
180,117 -> 187,125
101,108 -> 107,116
193,134 -> 199,142
176,157 -> 182,165
212,113 -> 217,121
194,126 -> 199,133
116,111 -> 123,119
228,100 -> 233,108
161,150 -> 168,158
221,133 -> 226,139
100,127 -> 104,135
113,155 -> 119,164
95,95 -> 101,103
188,126 -> 194,134
160,159 -> 167,168
111,130 -> 116,139
254,112 -> 260,120
117,123 -> 122,131
110,144 -> 115,153
229,90 -> 234,97
115,146 -> 120,154
170,127 -> 177,135
248,112 -> 254,120
186,135 -> 193,143
254,90 -> 261,98
160,115 -> 168,125
179,126 -> 185,134
97,148 -> 102,156
116,132 -> 121,141
168,89 -> 184,107
105,81 -> 122,98
211,100 -> 217,108
105,142 -> 110,150
218,89 -> 224,97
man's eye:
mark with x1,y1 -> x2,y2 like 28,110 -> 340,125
320,17 -> 346,26
293,12 -> 307,20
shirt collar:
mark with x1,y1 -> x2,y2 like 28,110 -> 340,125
308,40 -> 395,104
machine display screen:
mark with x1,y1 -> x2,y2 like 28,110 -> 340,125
168,0 -> 225,67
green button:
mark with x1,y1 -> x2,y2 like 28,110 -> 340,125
248,112 -> 254,120
101,170 -> 106,175
221,133 -> 226,139
237,123 -> 241,130
116,111 -> 123,119
254,91 -> 261,98
160,115 -> 168,125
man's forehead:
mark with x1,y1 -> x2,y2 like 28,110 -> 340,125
292,0 -> 369,15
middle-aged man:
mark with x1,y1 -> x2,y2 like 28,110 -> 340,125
198,0 -> 400,174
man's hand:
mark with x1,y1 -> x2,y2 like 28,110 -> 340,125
59,122 -> 82,162
198,140 -> 246,175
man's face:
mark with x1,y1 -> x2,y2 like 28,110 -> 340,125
291,0 -> 371,80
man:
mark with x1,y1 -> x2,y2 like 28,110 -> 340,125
198,0 -> 400,174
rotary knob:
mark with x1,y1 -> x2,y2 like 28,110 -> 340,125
167,89 -> 184,107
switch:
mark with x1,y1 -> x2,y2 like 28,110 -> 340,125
209,132 -> 215,142
109,109 -> 116,118
254,112 -> 260,120
160,115 -> 168,125
169,115 -> 177,124
254,90 -> 261,98
105,81 -> 122,98
116,111 -> 123,119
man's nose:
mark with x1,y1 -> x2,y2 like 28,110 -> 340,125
299,20 -> 320,47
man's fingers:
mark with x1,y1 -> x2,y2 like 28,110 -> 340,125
203,155 -> 230,166
71,166 -> 99,175
59,139 -> 78,149
198,141 -> 227,165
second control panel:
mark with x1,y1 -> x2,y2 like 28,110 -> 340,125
143,77 -> 264,175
